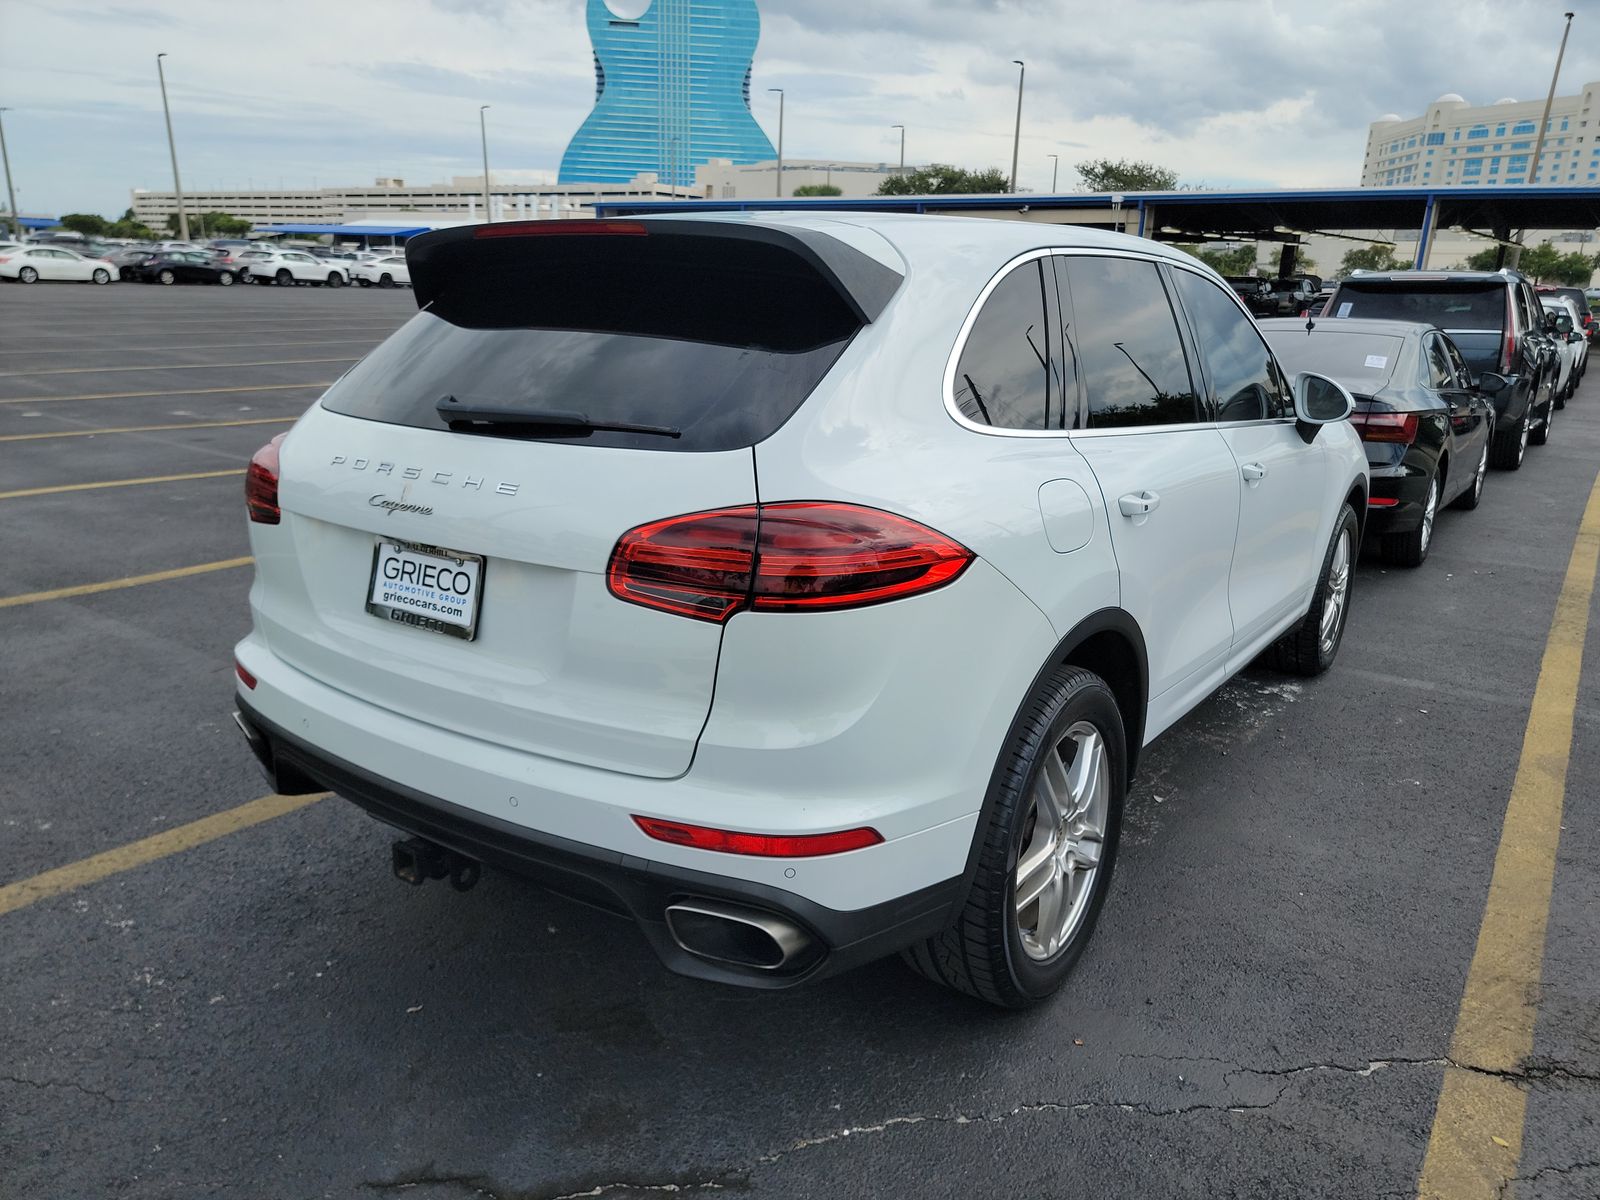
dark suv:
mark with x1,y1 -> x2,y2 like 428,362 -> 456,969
1324,270 -> 1557,470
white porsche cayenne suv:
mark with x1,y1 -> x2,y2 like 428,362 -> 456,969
233,214 -> 1368,1008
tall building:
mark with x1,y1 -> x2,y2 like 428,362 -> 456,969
559,0 -> 777,187
1361,83 -> 1600,187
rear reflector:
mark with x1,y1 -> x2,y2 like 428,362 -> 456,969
245,434 -> 286,525
1354,412 -> 1419,444
235,662 -> 257,689
607,502 -> 974,623
1367,497 -> 1400,507
632,816 -> 883,857
474,221 -> 647,239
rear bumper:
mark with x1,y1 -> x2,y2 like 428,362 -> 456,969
1365,473 -> 1432,535
234,698 -> 962,989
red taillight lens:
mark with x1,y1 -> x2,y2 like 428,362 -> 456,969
607,503 -> 974,623
1367,497 -> 1400,508
1354,412 -> 1419,444
245,434 -> 285,525
473,220 -> 647,239
235,662 -> 257,689
632,815 -> 883,857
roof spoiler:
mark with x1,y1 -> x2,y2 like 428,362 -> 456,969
406,219 -> 904,326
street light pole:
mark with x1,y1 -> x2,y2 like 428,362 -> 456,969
1526,11 -> 1575,187
1009,61 -> 1025,194
768,88 -> 784,197
891,124 -> 905,175
479,105 -> 492,221
1047,153 -> 1059,193
0,109 -> 19,240
155,53 -> 189,241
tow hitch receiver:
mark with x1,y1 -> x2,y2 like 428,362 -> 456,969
391,837 -> 482,892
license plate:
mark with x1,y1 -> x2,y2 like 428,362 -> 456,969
366,538 -> 484,641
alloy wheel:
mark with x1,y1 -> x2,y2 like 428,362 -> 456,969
1014,721 -> 1110,962
1318,529 -> 1352,656
1474,446 -> 1487,500
158,270 -> 175,285
18,266 -> 37,283
1418,478 -> 1438,555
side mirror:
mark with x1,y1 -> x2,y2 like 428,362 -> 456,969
1292,371 -> 1355,444
1477,371 -> 1510,395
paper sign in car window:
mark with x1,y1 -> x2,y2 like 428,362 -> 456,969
1364,355 -> 1388,369
1337,302 -> 1354,318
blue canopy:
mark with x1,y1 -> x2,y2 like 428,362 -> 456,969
254,223 -> 427,237
16,216 -> 59,229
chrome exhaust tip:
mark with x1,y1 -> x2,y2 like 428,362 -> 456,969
665,899 -> 813,971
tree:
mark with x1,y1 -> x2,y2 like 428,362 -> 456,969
793,184 -> 842,197
1518,241 -> 1564,282
1074,158 -> 1179,192
108,208 -> 156,240
1551,249 -> 1599,286
1171,242 -> 1259,275
1339,245 -> 1406,274
1465,246 -> 1501,271
58,213 -> 109,236
876,164 -> 1011,196
202,211 -> 253,236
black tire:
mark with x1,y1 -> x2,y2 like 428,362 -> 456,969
356,277 -> 372,288
275,269 -> 294,287
326,273 -> 344,288
901,665 -> 1126,1009
1450,442 -> 1488,511
1380,472 -> 1437,568
1489,407 -> 1530,470
157,269 -> 176,286
1531,400 -> 1553,445
17,266 -> 37,284
378,272 -> 393,288
1270,504 -> 1358,677
92,268 -> 110,285
217,270 -> 234,286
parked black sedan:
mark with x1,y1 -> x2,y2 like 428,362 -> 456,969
128,250 -> 238,286
1260,317 -> 1496,567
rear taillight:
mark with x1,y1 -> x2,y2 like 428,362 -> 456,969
235,661 -> 257,689
632,815 -> 883,857
607,502 -> 974,623
1502,295 -> 1516,373
1354,413 -> 1420,444
245,434 -> 286,525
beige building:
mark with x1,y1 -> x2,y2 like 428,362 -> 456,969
692,157 -> 906,199
1362,83 -> 1600,188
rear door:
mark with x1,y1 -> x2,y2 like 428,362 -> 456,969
258,220 -> 892,779
1428,332 -> 1489,501
1057,254 -> 1239,739
1169,266 -> 1327,658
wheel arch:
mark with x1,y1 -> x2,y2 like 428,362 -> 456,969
1344,475 -> 1368,544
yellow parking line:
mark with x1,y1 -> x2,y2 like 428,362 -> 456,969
0,469 -> 244,501
1416,466 -> 1600,1199
0,416 -> 297,443
0,556 -> 253,609
0,382 -> 333,406
0,792 -> 331,918
0,356 -> 357,377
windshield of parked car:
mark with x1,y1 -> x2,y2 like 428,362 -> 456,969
1332,284 -> 1504,329
1261,328 -> 1404,393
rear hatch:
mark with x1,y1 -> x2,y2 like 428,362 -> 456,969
253,219 -> 901,778
1331,280 -> 1507,374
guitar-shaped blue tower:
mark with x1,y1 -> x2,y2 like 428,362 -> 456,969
558,0 -> 776,188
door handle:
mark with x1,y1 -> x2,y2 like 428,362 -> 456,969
1241,462 -> 1267,483
1118,490 -> 1161,517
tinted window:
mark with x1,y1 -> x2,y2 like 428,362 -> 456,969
1333,284 -> 1506,329
1064,257 -> 1199,428
1442,337 -> 1473,384
320,240 -> 863,454
1424,335 -> 1457,388
1172,269 -> 1287,421
952,259 -> 1067,430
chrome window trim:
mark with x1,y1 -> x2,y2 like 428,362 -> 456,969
943,246 -> 1219,440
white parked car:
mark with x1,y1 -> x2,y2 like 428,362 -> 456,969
351,254 -> 410,288
1540,296 -> 1588,402
233,216 -> 1367,1007
244,249 -> 349,288
0,245 -> 115,284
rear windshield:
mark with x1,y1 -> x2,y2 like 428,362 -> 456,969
1332,284 -> 1505,330
1262,329 -> 1404,393
321,234 -> 864,453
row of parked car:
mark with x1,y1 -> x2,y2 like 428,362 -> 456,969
0,235 -> 412,288
1259,268 -> 1592,567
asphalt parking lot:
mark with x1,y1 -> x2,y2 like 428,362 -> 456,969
2,281 -> 1597,1200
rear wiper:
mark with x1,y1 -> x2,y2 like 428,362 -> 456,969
434,395 -> 681,439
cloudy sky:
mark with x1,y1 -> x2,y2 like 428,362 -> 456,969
4,0 -> 1598,217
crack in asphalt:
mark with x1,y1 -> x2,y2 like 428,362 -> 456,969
1126,1052 -> 1600,1089
0,1074 -> 113,1103
363,1168 -> 738,1199
1499,1160 -> 1600,1199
